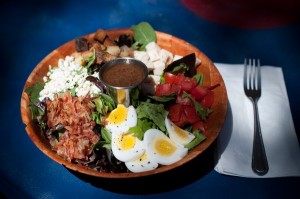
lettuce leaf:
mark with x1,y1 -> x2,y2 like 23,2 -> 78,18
185,130 -> 206,150
92,93 -> 116,124
128,101 -> 167,140
131,22 -> 156,50
128,118 -> 153,140
135,101 -> 167,132
24,82 -> 45,119
25,82 -> 44,103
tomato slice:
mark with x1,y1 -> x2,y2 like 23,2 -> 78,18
201,91 -> 214,108
173,73 -> 185,84
190,85 -> 209,101
176,93 -> 192,106
177,111 -> 189,127
155,84 -> 171,96
168,104 -> 183,123
170,84 -> 182,94
192,120 -> 208,134
181,77 -> 198,92
184,105 -> 201,124
168,104 -> 191,127
168,103 -> 202,128
164,72 -> 176,84
155,83 -> 182,96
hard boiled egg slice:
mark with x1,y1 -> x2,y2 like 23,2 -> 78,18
111,132 -> 145,162
143,129 -> 188,165
165,117 -> 195,146
105,104 -> 137,134
125,151 -> 158,173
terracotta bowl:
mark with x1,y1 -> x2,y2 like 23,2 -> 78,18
20,29 -> 228,178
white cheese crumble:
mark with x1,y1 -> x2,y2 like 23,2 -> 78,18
133,41 -> 201,84
133,42 -> 174,82
39,56 -> 101,101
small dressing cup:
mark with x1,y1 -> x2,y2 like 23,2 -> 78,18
99,58 -> 148,107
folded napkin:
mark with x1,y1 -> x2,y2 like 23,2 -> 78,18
214,63 -> 300,178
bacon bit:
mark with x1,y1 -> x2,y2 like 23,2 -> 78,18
46,92 -> 100,162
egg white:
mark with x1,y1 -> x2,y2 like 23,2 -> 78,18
111,132 -> 145,162
125,151 -> 159,173
105,104 -> 137,134
143,129 -> 188,165
165,117 -> 195,146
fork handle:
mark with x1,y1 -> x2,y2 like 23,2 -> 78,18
252,99 -> 269,175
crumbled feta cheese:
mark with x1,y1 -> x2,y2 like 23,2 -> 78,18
173,55 -> 183,61
153,60 -> 165,76
159,49 -> 173,65
133,51 -> 149,63
39,56 -> 101,101
144,60 -> 155,70
134,44 -> 170,77
146,42 -> 161,62
147,49 -> 160,62
145,41 -> 160,51
196,58 -> 201,66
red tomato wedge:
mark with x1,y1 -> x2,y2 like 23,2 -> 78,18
184,106 -> 201,124
192,120 -> 208,134
173,73 -> 185,85
180,77 -> 198,92
200,90 -> 214,108
164,72 -> 176,84
161,72 -> 198,94
176,93 -> 192,106
155,83 -> 182,96
168,104 -> 185,126
168,104 -> 201,128
190,85 -> 209,101
155,84 -> 171,96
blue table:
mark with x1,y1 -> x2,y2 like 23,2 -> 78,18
1,0 -> 299,198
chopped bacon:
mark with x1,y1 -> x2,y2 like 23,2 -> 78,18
46,92 -> 100,162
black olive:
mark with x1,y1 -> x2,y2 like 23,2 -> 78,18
116,34 -> 134,47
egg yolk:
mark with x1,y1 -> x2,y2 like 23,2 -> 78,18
118,133 -> 136,151
155,139 -> 176,156
107,104 -> 128,124
173,125 -> 188,139
136,152 -> 147,162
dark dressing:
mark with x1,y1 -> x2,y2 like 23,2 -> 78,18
101,63 -> 146,87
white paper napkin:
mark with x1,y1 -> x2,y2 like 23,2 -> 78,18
214,63 -> 300,178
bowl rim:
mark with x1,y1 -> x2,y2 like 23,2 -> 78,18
20,28 -> 228,179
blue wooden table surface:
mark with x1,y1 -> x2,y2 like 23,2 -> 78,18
1,0 -> 299,198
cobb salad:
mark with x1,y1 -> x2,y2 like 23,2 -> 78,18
24,22 -> 220,173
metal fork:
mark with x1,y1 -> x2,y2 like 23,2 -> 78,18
244,58 -> 269,176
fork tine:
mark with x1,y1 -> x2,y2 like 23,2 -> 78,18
249,59 -> 254,90
244,58 -> 254,90
249,59 -> 257,90
257,59 -> 261,90
243,58 -> 248,89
